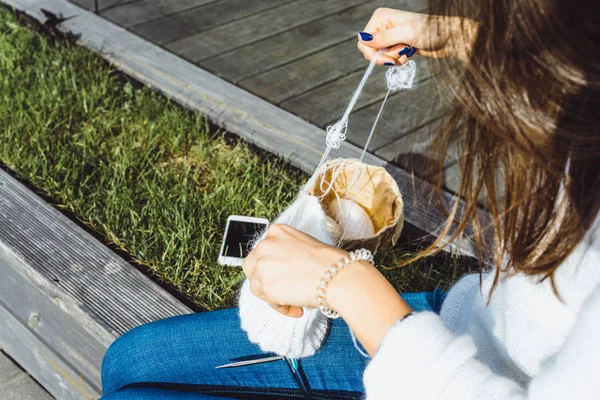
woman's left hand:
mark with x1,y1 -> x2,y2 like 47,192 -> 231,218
242,223 -> 348,318
244,224 -> 412,355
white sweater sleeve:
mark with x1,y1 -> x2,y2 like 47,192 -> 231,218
363,286 -> 600,400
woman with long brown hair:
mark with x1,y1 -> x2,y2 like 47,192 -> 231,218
101,2 -> 599,399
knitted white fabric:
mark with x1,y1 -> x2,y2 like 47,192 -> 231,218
238,194 -> 332,358
363,213 -> 600,399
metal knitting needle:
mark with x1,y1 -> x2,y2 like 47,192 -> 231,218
216,356 -> 310,399
284,357 -> 310,400
215,355 -> 283,369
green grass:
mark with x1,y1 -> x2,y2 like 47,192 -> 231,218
0,9 -> 473,309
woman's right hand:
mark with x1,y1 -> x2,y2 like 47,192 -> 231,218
357,8 -> 477,65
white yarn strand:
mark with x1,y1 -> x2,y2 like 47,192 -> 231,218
360,89 -> 391,162
303,50 -> 387,196
324,51 -> 382,149
359,61 -> 417,162
386,60 -> 417,91
349,326 -> 371,358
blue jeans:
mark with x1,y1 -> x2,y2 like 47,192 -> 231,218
101,289 -> 446,399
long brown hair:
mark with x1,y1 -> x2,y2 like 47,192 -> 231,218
418,0 -> 600,294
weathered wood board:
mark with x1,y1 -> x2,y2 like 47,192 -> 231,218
0,248 -> 104,400
101,0 -> 216,27
0,351 -> 53,400
0,306 -> 96,400
0,243 -> 112,393
130,0 -> 290,45
283,67 -> 393,126
69,0 -> 136,12
375,120 -> 462,191
0,169 -> 192,337
198,0 -> 409,82
239,39 -> 366,105
167,0 -> 369,62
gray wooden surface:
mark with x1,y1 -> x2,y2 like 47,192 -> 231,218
167,0 -> 370,63
130,0 -> 292,45
0,164 -> 192,400
102,0 -> 218,27
69,0 -> 137,12
0,352 -> 53,400
78,0 -> 462,193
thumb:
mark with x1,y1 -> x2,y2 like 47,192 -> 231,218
269,304 -> 304,318
359,25 -> 419,50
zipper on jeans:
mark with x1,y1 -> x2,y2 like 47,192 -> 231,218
122,382 -> 363,399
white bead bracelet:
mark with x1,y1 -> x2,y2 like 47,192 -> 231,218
316,248 -> 374,319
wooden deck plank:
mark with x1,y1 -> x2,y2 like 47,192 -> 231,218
375,119 -> 443,163
167,0 -> 369,63
130,0 -> 293,46
440,160 -> 505,205
0,352 -> 53,400
239,39 -> 365,105
198,0 -> 412,83
64,0 -> 92,11
280,56 -> 430,129
69,0 -> 137,12
100,0 -> 217,27
375,119 -> 460,172
441,161 -> 462,195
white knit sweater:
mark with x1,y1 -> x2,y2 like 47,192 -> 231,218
364,214 -> 600,399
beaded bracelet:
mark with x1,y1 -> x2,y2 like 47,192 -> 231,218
316,248 -> 374,319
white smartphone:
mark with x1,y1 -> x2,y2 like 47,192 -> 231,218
218,215 -> 270,267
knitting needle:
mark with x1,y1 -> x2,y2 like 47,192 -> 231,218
284,357 -> 310,399
215,356 -> 310,399
215,355 -> 283,369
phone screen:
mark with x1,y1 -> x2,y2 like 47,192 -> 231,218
221,221 -> 268,258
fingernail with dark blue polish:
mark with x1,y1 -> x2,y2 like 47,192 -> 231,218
359,32 -> 373,41
398,46 -> 410,56
384,62 -> 394,66
407,47 -> 418,58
